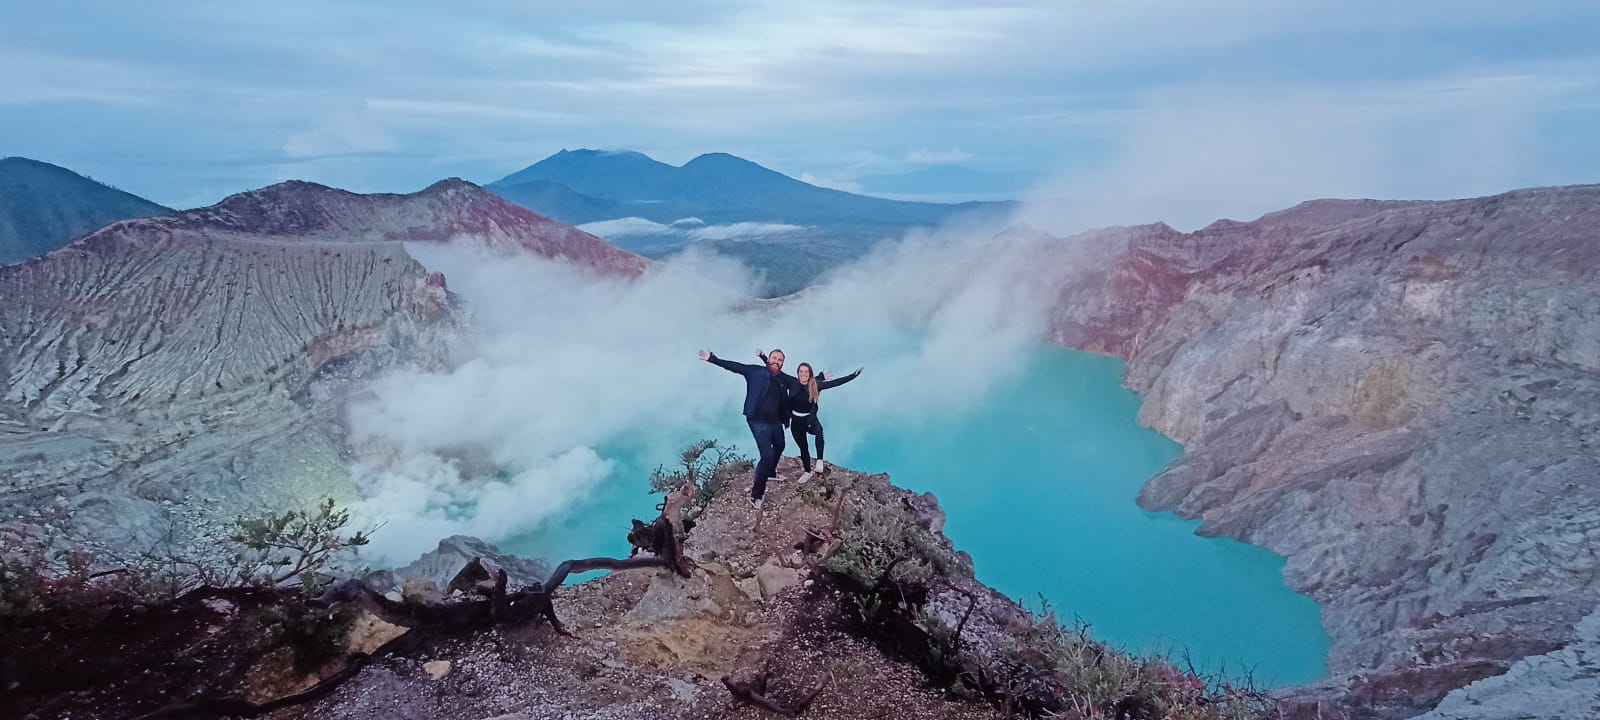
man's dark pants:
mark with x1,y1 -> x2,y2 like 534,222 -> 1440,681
748,420 -> 786,500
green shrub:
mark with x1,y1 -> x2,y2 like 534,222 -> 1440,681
648,439 -> 752,516
823,479 -> 951,589
226,497 -> 373,592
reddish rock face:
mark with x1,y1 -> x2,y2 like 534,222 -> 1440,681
93,178 -> 649,277
1040,185 -> 1600,717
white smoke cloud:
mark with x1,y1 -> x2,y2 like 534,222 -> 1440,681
346,221 -> 1047,564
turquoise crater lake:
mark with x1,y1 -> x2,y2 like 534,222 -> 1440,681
506,346 -> 1329,687
847,347 -> 1330,687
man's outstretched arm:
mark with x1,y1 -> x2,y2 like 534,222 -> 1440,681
700,350 -> 758,374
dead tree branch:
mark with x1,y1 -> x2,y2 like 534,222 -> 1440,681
722,670 -> 833,716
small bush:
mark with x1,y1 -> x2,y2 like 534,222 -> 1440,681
226,497 -> 373,593
266,602 -> 359,674
0,528 -> 48,618
1,498 -> 374,623
823,479 -> 951,590
648,439 -> 752,516
988,607 -> 1270,719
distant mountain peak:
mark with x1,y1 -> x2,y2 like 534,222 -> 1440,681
558,148 -> 650,159
684,152 -> 755,166
420,177 -> 480,195
0,157 -> 171,266
2,155 -> 54,168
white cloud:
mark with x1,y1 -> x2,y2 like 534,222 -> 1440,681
579,217 -> 808,243
283,102 -> 397,158
799,173 -> 863,193
346,219 -> 1041,564
905,148 -> 974,165
577,217 -> 673,237
688,222 -> 805,241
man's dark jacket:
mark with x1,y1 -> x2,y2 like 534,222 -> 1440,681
706,352 -> 798,423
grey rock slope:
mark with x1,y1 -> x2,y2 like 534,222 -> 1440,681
364,535 -> 553,595
1042,186 -> 1600,718
1410,605 -> 1600,720
0,156 -> 172,266
0,179 -> 645,546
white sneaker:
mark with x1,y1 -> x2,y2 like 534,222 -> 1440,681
798,471 -> 814,484
750,497 -> 763,510
816,460 -> 828,473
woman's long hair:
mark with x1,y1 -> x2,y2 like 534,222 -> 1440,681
797,362 -> 820,404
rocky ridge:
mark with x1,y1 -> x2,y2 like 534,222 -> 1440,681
1041,185 -> 1600,718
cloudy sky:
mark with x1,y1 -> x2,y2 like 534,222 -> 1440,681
2,1 -> 1597,219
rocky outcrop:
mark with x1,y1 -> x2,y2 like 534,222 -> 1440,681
294,459 -> 1013,720
0,179 -> 646,547
1409,605 -> 1600,720
1041,185 -> 1600,717
364,535 -> 553,596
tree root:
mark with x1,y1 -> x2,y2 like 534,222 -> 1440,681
722,669 -> 833,716
127,507 -> 688,720
130,632 -> 420,720
628,482 -> 696,577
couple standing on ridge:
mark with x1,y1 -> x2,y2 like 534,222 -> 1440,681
697,347 -> 862,510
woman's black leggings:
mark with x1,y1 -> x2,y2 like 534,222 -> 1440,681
791,413 -> 825,472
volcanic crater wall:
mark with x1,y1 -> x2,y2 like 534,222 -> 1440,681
0,179 -> 641,547
1044,186 -> 1600,718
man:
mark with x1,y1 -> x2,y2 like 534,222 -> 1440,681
698,347 -> 798,509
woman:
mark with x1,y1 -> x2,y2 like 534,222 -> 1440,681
759,349 -> 862,482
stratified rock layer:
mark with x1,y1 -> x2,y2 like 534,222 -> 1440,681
1043,186 -> 1600,718
0,179 -> 645,544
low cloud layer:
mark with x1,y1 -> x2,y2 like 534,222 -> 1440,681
346,222 -> 1048,564
578,217 -> 807,242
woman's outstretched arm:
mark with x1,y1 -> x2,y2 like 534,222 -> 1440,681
819,366 -> 863,389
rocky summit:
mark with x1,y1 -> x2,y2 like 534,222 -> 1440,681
0,179 -> 645,547
1041,185 -> 1600,719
